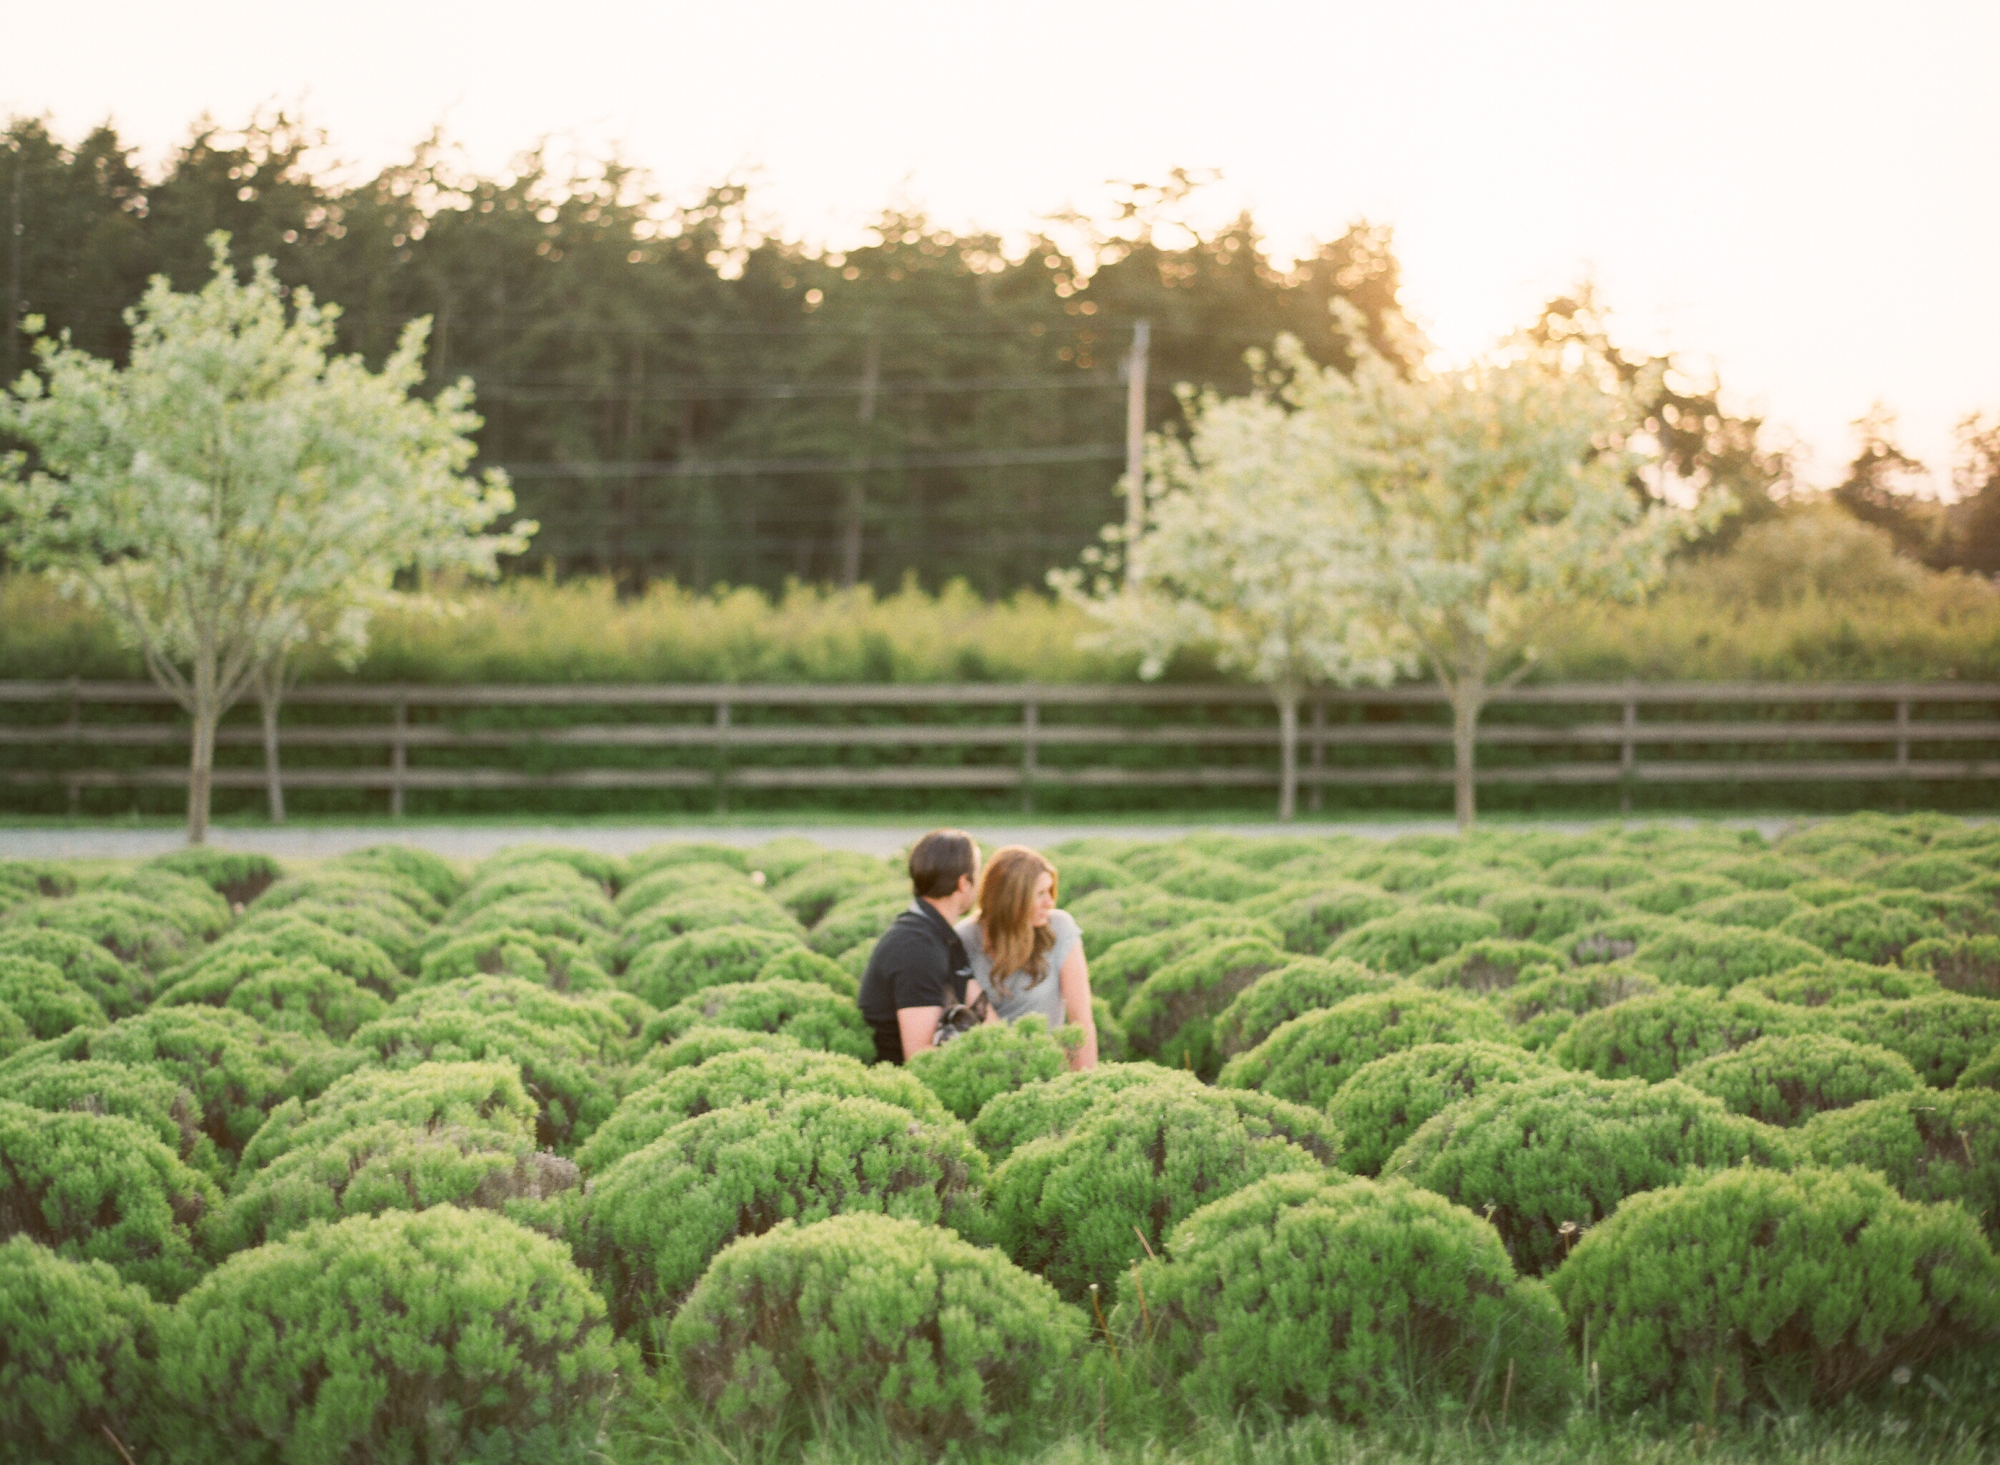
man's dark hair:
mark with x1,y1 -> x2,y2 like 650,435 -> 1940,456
908,829 -> 978,899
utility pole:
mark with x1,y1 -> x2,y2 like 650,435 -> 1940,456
840,332 -> 879,589
1123,319 -> 1151,581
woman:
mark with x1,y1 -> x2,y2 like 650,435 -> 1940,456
955,845 -> 1097,1071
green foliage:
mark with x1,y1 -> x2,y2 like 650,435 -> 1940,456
1780,898 -> 1940,965
744,836 -> 851,886
1213,957 -> 1390,1058
1733,957 -> 1939,1008
1411,938 -> 1562,994
329,844 -> 466,906
628,841 -> 748,879
415,926 -> 613,993
618,888 -> 804,962
1250,884 -> 1406,955
1904,935 -> 2000,998
1088,916 -> 1283,1014
620,924 -> 802,1007
1542,854 -> 1656,891
1149,853 -> 1283,904
1554,987 -> 1802,1082
1682,889 -> 1810,930
1122,937 -> 1291,1076
616,861 -> 758,921
0,1099 -> 219,1298
1677,1034 -> 1923,1127
1324,907 -> 1503,974
4,891 -> 200,973
1492,965 -> 1663,1050
1825,994 -> 2000,1089
639,978 -> 874,1063
1416,869 -> 1527,909
1128,1172 -> 1571,1422
1218,988 -> 1508,1110
476,844 -> 628,895
92,868 -> 234,940
184,911 -> 406,998
157,1207 -> 619,1465
667,1214 -> 1081,1447
908,1015 -> 1069,1121
802,888 -> 906,957
0,859 -> 77,912
153,948 -> 388,1040
1705,853 -> 1818,890
0,927 -> 149,1017
1067,886 -> 1226,954
241,893 -> 431,974
1798,1089 -> 2000,1236
1329,1041 -> 1556,1176
3,1057 -> 221,1180
1621,873 -> 1742,915
145,847 -> 283,906
1789,877 -> 1867,907
1565,913 -> 1682,965
577,1046 -> 953,1174
447,862 -> 613,927
1383,1074 -> 1789,1275
1962,1043 -> 2000,1091
237,1060 -> 537,1172
767,852 -> 904,926
0,952 -> 106,1039
1048,853 -> 1136,901
438,896 -> 614,970
1871,852 -> 1985,892
754,944 -> 858,996
1550,1166 -> 2000,1414
577,1092 -> 988,1330
0,1238 -> 157,1463
628,1025 -> 806,1079
987,1080 -> 1325,1302
1630,921 -> 1829,990
258,864 -> 444,925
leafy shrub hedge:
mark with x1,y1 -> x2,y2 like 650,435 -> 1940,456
4,892 -> 200,974
987,1079 -> 1325,1301
908,1015 -> 1069,1121
93,868 -> 233,941
241,896 -> 429,974
145,848 -> 283,907
577,1092 -> 988,1329
1411,938 -> 1562,994
329,844 -> 464,906
153,949 -> 387,1041
258,865 -> 443,926
1871,852 -> 1983,892
1384,1073 -> 1789,1274
619,923 -> 801,1007
1564,913 -> 1681,966
1323,907 -> 1502,974
767,852 -> 903,926
1493,965 -> 1662,1050
1329,1041 -> 1556,1175
237,1060 -> 539,1173
442,897 -> 614,971
638,977 -> 873,1063
667,1213 -> 1080,1447
1218,988 -> 1508,1110
1087,916 -> 1282,1014
448,861 -> 615,926
628,1024 -> 806,1079
1549,1166 -> 2000,1413
1629,922 -> 1827,990
1963,1043 -> 2000,1092
1248,883 -> 1402,955
0,953 -> 106,1040
0,859 -> 76,912
753,944 -> 857,996
1681,889 -> 1809,930
1122,937 -> 1290,1076
156,1207 -> 619,1464
1149,851 -> 1283,903
1416,869 -> 1527,909
0,1237 -> 156,1464
1798,1088 -> 2000,1235
800,889 -> 903,957
1826,994 -> 2000,1088
1677,1033 -> 1922,1127
4,1057 -> 220,1180
0,1100 -> 218,1299
0,928 -> 150,1018
1479,885 -> 1624,944
615,861 -> 756,921
1734,957 -> 1938,1008
1905,935 -> 2000,998
186,912 -> 406,998
628,841 -> 749,879
1542,854 -> 1655,891
1046,853 -> 1135,901
1553,987 -> 1802,1082
1127,1172 -> 1571,1423
1780,897 -> 1939,965
475,843 -> 628,894
1212,957 -> 1389,1059
1706,853 -> 1817,890
414,926 -> 614,994
1066,886 -> 1224,954
1621,873 -> 1742,915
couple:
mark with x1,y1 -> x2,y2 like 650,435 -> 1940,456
857,828 -> 1098,1071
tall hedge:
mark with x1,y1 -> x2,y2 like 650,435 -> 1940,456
1383,1073 -> 1790,1275
1323,907 -> 1502,974
1677,1033 -> 1923,1127
1798,1088 -> 2000,1236
619,924 -> 802,1008
637,978 -> 874,1063
1212,958 -> 1390,1059
1329,1041 -> 1556,1176
1549,1166 -> 2000,1413
1552,987 -> 1802,1082
907,1016 -> 1069,1122
1127,1172 -> 1571,1423
667,1214 -> 1081,1447
0,1237 -> 157,1464
1218,988 -> 1508,1110
155,1207 -> 619,1464
576,1092 -> 988,1330
1122,937 -> 1290,1076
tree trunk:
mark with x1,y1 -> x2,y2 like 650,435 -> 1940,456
186,702 -> 217,845
255,659 -> 286,824
1275,683 -> 1300,822
1448,681 -> 1482,831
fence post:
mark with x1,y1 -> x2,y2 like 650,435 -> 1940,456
1021,698 -> 1039,814
1895,698 -> 1911,772
64,677 -> 81,818
1619,689 -> 1638,815
1307,697 -> 1327,813
389,695 -> 408,818
714,699 -> 731,814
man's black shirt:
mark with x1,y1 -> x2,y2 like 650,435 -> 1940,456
857,901 -> 973,1065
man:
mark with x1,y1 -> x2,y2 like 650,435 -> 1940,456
857,829 -> 979,1064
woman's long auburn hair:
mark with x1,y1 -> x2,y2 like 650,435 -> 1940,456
976,846 -> 1058,997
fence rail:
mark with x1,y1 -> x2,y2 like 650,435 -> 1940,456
3,679 -> 1998,815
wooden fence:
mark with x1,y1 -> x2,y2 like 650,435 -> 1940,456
3,679 -> 1998,814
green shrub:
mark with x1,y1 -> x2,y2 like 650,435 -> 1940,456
146,848 -> 283,906
1564,913 -> 1681,965
577,1092 -> 988,1329
1905,935 -> 2000,998
1549,1166 -> 2000,1413
256,866 -> 443,926
768,851 -> 903,925
1218,988 -> 1509,1110
1706,853 -> 1818,889
0,1100 -> 218,1298
4,892 -> 199,974
577,1046 -> 953,1173
800,888 -> 905,956
349,978 -> 632,1149
1338,851 -> 1445,892
741,835 -> 835,885
617,889 -> 805,964
1870,852 -> 1984,892
1783,819 -> 1923,866
1542,854 -> 1655,891
1788,876 -> 1867,907
3,1007 -> 334,1161
1960,1042 -> 2000,1091
239,897 -> 428,974
627,1025 -> 806,1080
0,952 -> 106,1039
93,868 -> 233,941
1493,965 -> 1661,1050
1416,868 -> 1528,908
628,840 -> 749,879
639,978 -> 874,1063
1553,987 -> 1802,1082
1799,1089 -> 2000,1235
1066,885 -> 1225,953
1324,907 -> 1503,974
1088,916 -> 1282,1014
0,928 -> 149,1017
328,844 -> 465,906
1825,994 -> 2000,1088
987,1080 -> 1325,1302
1411,938 -> 1562,994
238,1060 -> 540,1172
415,926 -> 614,993
614,861 -> 755,920
1621,873 -> 1742,915
183,912 -> 407,999
153,949 -> 388,1041
1122,937 -> 1291,1076
1127,1172 -> 1571,1423
1213,958 -> 1390,1058
475,843 -> 628,894
1879,887 -> 2000,937
0,858 -> 76,911
1780,897 -> 1939,965
753,944 -> 857,996
1116,841 -> 1202,879
1329,1041 -> 1556,1175
1247,882 -> 1402,955
1677,1033 -> 1923,1126
1383,1073 -> 1788,1275
619,924 -> 801,1007
3,1057 -> 221,1180
667,1213 -> 1080,1447
1047,853 -> 1136,900
1734,957 -> 1939,1008
908,1015 -> 1068,1121
1630,921 -> 1828,990
448,862 -> 614,927
1150,852 -> 1283,903
0,1238 -> 157,1463
1681,889 -> 1809,930
156,1207 -> 619,1465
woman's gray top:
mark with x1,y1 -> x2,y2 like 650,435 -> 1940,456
954,909 -> 1082,1028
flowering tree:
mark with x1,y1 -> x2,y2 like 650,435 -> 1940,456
1,237 -> 531,842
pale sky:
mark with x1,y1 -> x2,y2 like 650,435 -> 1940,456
7,0 -> 1997,490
